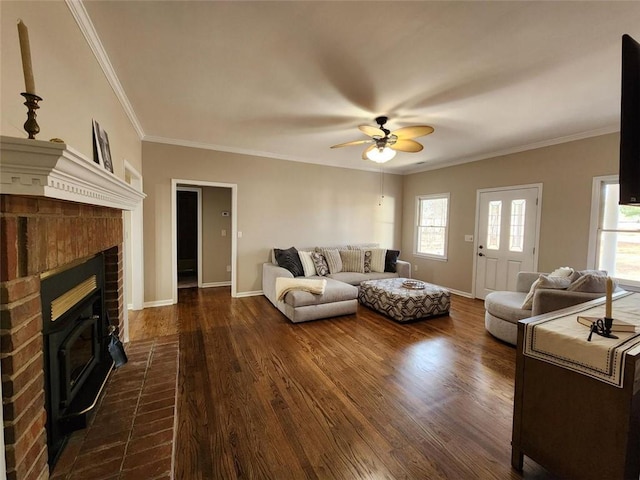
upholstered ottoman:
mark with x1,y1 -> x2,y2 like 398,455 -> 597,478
358,278 -> 450,322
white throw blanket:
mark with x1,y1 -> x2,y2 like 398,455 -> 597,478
276,277 -> 327,301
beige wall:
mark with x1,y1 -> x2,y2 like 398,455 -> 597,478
0,1 -> 141,177
202,186 -> 232,285
142,141 -> 404,301
402,133 -> 620,294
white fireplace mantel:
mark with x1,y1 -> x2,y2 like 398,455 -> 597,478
0,136 -> 145,210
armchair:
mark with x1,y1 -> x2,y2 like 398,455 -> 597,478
484,270 -> 620,345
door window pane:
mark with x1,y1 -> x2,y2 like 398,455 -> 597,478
509,199 -> 526,252
487,201 -> 501,250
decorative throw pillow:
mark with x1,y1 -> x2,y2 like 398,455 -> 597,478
385,250 -> 400,273
549,266 -> 573,277
369,248 -> 387,273
340,249 -> 364,273
348,243 -> 379,250
274,247 -> 304,277
323,248 -> 343,274
298,250 -> 316,277
521,274 -> 572,310
311,249 -> 329,276
567,273 -> 612,293
363,250 -> 372,273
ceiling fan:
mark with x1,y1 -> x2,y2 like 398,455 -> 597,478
330,116 -> 434,163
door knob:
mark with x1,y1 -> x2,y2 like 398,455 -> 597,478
478,252 -> 485,257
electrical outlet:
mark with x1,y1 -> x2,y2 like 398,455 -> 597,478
221,229 -> 226,237
226,265 -> 231,272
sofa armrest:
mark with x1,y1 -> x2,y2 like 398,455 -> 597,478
262,262 -> 293,306
516,271 -> 542,293
396,260 -> 411,279
531,289 -> 605,316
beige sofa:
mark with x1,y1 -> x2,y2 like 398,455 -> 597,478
262,246 -> 411,323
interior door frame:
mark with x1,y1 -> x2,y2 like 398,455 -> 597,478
171,179 -> 238,303
123,161 -> 144,343
472,183 -> 543,298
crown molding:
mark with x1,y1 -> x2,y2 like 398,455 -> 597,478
65,0 -> 145,139
142,135 -> 386,174
402,125 -> 620,175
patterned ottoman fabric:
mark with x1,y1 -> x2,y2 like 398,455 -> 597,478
358,278 -> 450,322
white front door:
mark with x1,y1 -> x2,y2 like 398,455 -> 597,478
474,185 -> 541,299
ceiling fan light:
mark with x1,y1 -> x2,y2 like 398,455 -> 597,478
367,146 -> 396,163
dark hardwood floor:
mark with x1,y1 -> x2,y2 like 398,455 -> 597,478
130,288 -> 556,479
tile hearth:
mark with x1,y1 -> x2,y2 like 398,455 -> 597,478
50,335 -> 179,480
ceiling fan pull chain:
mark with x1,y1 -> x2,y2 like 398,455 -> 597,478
379,167 -> 385,206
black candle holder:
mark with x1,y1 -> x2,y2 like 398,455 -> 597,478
587,317 -> 618,341
21,92 -> 42,139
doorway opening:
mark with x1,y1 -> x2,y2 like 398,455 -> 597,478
171,179 -> 238,302
177,187 -> 201,289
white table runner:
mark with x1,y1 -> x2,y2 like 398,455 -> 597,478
524,292 -> 640,387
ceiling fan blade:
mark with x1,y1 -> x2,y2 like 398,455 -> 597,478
330,139 -> 373,149
362,144 -> 376,160
390,139 -> 424,153
392,125 -> 434,139
359,125 -> 385,138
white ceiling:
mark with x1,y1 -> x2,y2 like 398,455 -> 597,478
81,1 -> 640,174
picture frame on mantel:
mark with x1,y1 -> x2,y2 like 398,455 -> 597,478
92,119 -> 114,173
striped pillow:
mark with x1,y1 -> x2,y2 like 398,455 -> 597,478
369,248 -> 387,273
339,249 -> 364,273
323,248 -> 343,274
298,250 -> 317,277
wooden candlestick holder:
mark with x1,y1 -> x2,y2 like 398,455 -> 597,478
21,92 -> 42,139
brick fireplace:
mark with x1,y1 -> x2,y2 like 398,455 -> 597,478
0,137 -> 145,480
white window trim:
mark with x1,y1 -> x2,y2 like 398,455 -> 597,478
587,174 -> 640,291
414,193 -> 450,261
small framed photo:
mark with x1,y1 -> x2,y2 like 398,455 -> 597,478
92,119 -> 114,173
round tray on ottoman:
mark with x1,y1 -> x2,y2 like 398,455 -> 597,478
358,277 -> 450,322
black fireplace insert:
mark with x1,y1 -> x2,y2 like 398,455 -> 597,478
41,254 -> 113,466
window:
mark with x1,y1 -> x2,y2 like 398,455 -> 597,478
486,200 -> 502,250
589,176 -> 640,287
509,199 -> 527,252
415,193 -> 450,260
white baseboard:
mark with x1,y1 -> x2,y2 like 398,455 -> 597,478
143,299 -> 175,308
235,290 -> 263,298
201,281 -> 232,288
447,288 -> 474,298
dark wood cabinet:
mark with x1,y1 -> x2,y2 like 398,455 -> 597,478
511,297 -> 640,479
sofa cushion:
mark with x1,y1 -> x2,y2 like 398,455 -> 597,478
485,291 -> 531,324
323,248 -> 343,274
311,250 -> 329,276
369,248 -> 387,273
274,247 -> 304,277
339,249 -> 364,273
282,278 -> 358,307
385,250 -> 400,273
521,274 -> 573,310
298,250 -> 317,277
328,271 -> 370,285
567,273 -> 612,293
